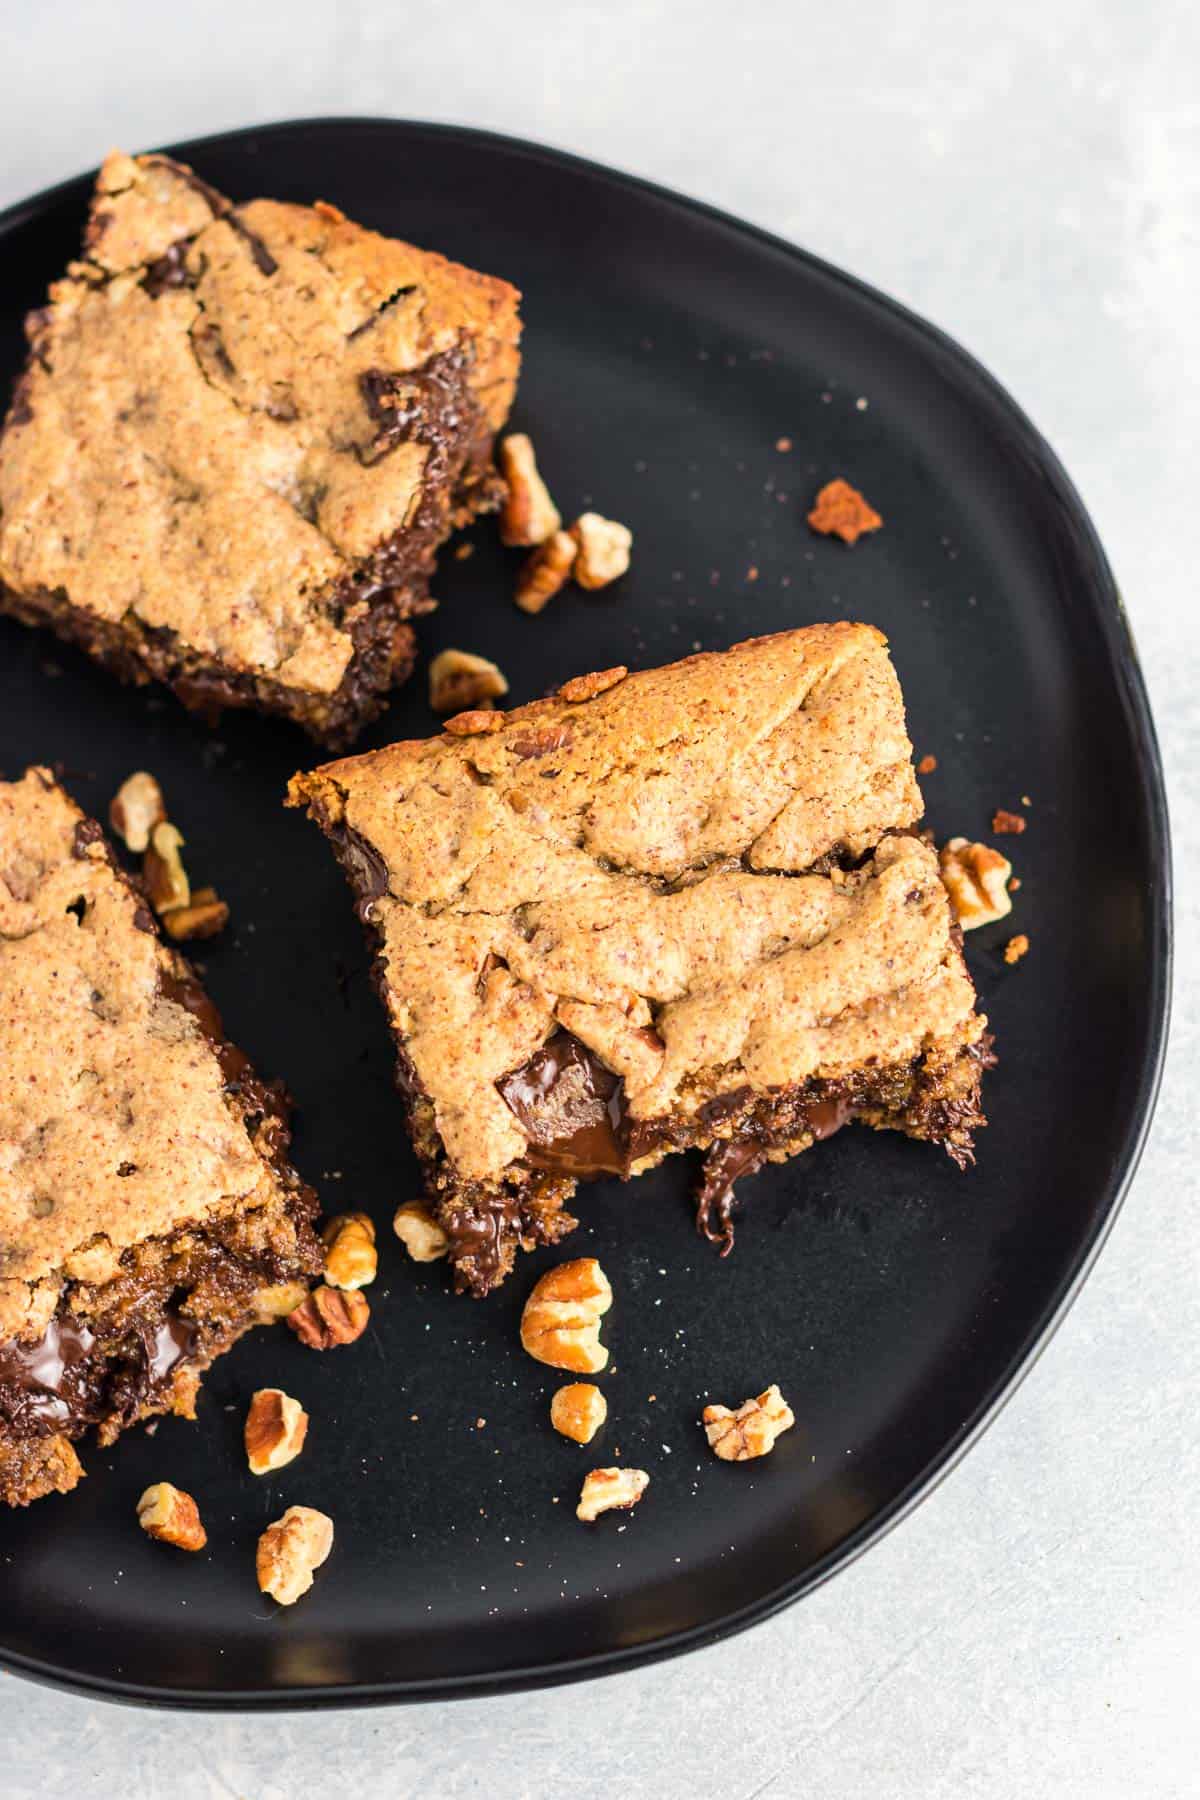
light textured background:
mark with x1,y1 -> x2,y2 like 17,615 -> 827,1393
2,1 -> 1197,1794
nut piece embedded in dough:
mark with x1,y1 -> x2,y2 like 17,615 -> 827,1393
161,885 -> 230,941
444,707 -> 507,736
498,432 -> 562,546
938,837 -> 1013,930
109,770 -> 166,853
136,1481 -> 207,1550
514,530 -> 577,614
256,1504 -> 334,1605
702,1384 -> 795,1461
428,648 -> 509,715
143,821 -> 190,914
245,1388 -> 309,1475
520,1258 -> 613,1373
286,1285 -> 370,1349
576,1466 -> 649,1522
568,513 -> 633,589
321,1212 -> 378,1290
551,1383 -> 608,1444
393,1200 -> 449,1263
558,665 -> 628,704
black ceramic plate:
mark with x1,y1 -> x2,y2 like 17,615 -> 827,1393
0,119 -> 1170,1708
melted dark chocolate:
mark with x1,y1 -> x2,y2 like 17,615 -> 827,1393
497,1032 -> 631,1177
0,1308 -> 198,1437
695,1139 -> 766,1254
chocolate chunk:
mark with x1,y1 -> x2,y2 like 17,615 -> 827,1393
497,1031 -> 630,1177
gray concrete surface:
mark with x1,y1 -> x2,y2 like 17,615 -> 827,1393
1,1 -> 1197,1794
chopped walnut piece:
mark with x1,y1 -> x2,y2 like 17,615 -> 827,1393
807,478 -> 883,544
939,837 -> 1013,930
520,1257 -> 613,1374
992,808 -> 1026,835
702,1384 -> 795,1461
1004,933 -> 1030,965
558,665 -> 628,703
576,1466 -> 649,1522
136,1481 -> 207,1550
515,530 -> 576,614
444,707 -> 506,736
498,433 -> 562,546
256,1505 -> 333,1605
428,648 -> 509,715
109,770 -> 165,853
143,821 -> 190,914
253,1279 -> 311,1321
551,1383 -> 608,1444
245,1388 -> 309,1475
161,886 -> 230,941
568,513 -> 633,589
917,754 -> 938,776
393,1200 -> 449,1262
286,1285 -> 370,1349
321,1211 -> 378,1290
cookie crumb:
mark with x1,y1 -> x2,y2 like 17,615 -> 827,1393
917,754 -> 938,775
775,436 -> 793,453
1004,934 -> 1030,965
992,809 -> 1026,835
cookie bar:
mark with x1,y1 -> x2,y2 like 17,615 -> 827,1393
0,150 -> 521,747
289,623 -> 992,1295
0,770 -> 321,1505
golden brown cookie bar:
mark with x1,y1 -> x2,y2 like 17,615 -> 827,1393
0,151 -> 521,747
289,623 -> 992,1295
0,770 -> 321,1505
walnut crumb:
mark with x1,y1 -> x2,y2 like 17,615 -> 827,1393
917,754 -> 938,775
143,821 -> 190,914
109,771 -> 166,853
136,1481 -> 206,1550
321,1212 -> 378,1290
939,837 -> 1013,930
992,809 -> 1026,835
514,530 -> 576,614
1004,933 -> 1030,965
256,1505 -> 333,1605
568,513 -> 633,589
245,1388 -> 309,1475
286,1285 -> 369,1349
161,885 -> 229,941
702,1385 -> 795,1461
428,648 -> 509,715
577,1466 -> 648,1522
520,1258 -> 612,1373
807,478 -> 883,544
393,1200 -> 449,1261
551,1382 -> 608,1444
498,433 -> 561,546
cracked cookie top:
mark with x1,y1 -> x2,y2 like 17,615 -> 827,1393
0,769 -> 291,1343
290,623 -> 975,1183
0,150 -> 521,695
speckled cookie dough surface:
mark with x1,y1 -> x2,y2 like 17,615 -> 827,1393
291,623 -> 979,1185
0,150 -> 520,716
0,769 -> 296,1344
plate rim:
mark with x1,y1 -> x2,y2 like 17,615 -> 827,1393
0,114 -> 1173,1711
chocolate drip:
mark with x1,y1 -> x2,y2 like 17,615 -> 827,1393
695,1139 -> 765,1255
497,1032 -> 631,1176
323,821 -> 391,921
